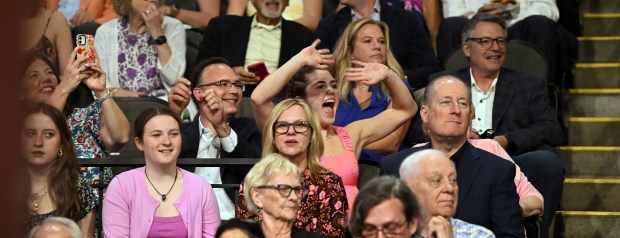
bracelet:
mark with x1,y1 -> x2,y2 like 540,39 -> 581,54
95,89 -> 112,103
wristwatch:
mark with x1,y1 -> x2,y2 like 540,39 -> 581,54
154,35 -> 167,45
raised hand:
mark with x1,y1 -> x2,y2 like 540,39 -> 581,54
168,78 -> 192,116
60,47 -> 90,93
299,39 -> 334,70
427,216 -> 453,238
82,47 -> 107,96
198,88 -> 225,127
343,60 -> 390,86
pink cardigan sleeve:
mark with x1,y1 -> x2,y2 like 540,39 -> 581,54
102,176 -> 132,238
201,181 -> 220,238
469,139 -> 544,205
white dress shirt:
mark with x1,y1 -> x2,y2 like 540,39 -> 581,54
195,117 -> 238,220
470,69 -> 498,135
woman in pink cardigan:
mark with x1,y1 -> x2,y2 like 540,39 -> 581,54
103,107 -> 220,237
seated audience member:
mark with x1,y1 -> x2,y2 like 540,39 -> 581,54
385,0 -> 443,51
332,18 -> 414,163
239,153 -> 328,238
103,107 -> 220,237
251,40 -> 417,209
400,149 -> 495,238
435,14 -> 563,237
316,0 -> 442,89
95,0 -> 186,99
197,0 -> 314,97
45,0 -> 117,38
168,57 -> 262,220
380,75 -> 523,237
158,0 -> 221,47
22,104 -> 97,236
22,51 -> 130,185
348,176 -> 421,238
237,99 -> 349,238
23,0 -> 72,76
437,0 -> 560,81
29,216 -> 83,238
215,219 -> 264,238
227,0 -> 324,31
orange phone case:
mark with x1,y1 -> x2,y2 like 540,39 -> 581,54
76,34 -> 96,74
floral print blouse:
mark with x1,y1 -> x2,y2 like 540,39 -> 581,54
67,101 -> 113,185
237,169 -> 349,238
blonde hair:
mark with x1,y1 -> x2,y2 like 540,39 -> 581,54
261,98 -> 329,179
243,153 -> 301,215
332,18 -> 406,103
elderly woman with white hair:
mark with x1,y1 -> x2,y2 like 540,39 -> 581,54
241,153 -> 327,238
29,216 -> 82,238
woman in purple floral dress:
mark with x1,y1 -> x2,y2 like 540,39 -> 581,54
95,0 -> 186,100
236,99 -> 349,238
22,51 -> 131,185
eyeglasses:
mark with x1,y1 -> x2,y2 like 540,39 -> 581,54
256,184 -> 309,198
360,221 -> 408,238
467,37 -> 508,49
196,80 -> 245,92
273,121 -> 310,134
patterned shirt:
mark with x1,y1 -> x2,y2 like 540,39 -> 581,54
452,218 -> 496,238
237,169 -> 349,238
67,101 -> 113,185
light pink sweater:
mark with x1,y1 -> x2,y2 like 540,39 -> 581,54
103,167 -> 220,238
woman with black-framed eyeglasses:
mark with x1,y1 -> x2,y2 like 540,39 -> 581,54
237,99 -> 348,238
239,153 -> 326,238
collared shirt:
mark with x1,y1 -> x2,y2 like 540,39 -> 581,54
470,68 -> 499,135
58,0 -> 80,25
196,117 -> 237,219
351,0 -> 382,21
244,15 -> 282,74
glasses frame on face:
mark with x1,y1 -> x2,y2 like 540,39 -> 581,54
196,80 -> 245,92
256,184 -> 309,198
273,121 -> 311,134
467,37 -> 508,49
360,221 -> 408,238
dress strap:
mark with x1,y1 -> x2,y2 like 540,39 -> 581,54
332,126 -> 354,151
43,10 -> 53,34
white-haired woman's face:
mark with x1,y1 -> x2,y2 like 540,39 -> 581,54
251,171 -> 302,222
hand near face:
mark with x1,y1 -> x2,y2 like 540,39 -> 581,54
82,47 -> 108,95
299,39 -> 334,70
343,60 -> 390,85
168,78 -> 192,116
232,66 -> 260,84
427,216 -> 453,238
142,2 -> 164,37
199,88 -> 226,127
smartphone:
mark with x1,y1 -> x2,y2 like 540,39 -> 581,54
76,34 -> 96,75
247,62 -> 269,80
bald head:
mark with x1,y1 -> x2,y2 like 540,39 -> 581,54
423,75 -> 470,106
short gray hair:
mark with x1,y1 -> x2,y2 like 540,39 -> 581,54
461,14 -> 508,43
29,216 -> 82,238
243,153 -> 301,214
399,149 -> 453,181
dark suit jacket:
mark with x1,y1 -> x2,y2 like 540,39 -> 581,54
198,15 -> 315,70
315,1 -> 442,89
380,142 -> 523,237
180,116 -> 262,201
433,68 -> 565,156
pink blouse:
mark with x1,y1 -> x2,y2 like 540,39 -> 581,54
320,126 -> 359,210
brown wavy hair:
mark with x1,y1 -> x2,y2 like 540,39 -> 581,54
23,103 -> 82,221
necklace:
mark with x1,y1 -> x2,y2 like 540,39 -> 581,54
29,185 -> 48,212
145,168 -> 178,202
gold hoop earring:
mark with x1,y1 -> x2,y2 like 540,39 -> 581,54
57,149 -> 63,159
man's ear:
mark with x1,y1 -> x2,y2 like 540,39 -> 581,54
462,41 -> 471,58
408,216 -> 420,235
192,88 -> 203,102
420,105 -> 429,123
